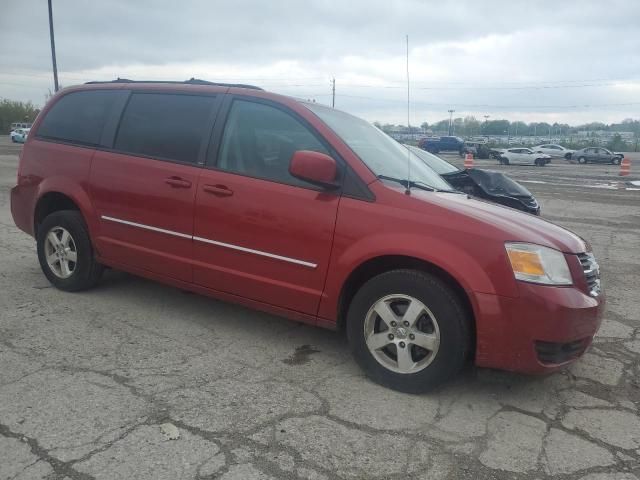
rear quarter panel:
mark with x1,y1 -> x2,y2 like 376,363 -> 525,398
15,139 -> 96,237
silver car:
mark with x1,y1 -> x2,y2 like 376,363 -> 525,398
532,144 -> 574,159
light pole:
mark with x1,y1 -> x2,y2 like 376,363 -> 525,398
48,0 -> 59,92
448,109 -> 455,135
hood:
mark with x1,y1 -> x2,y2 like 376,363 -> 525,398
463,169 -> 533,198
400,187 -> 587,254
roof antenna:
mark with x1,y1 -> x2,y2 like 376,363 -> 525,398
405,34 -> 411,195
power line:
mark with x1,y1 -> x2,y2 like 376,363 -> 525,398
2,70 -> 639,91
330,93 -> 640,110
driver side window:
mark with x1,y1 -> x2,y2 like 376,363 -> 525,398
215,99 -> 330,187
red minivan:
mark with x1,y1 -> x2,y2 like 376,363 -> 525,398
10,80 -> 604,392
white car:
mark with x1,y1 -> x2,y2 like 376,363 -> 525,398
532,144 -> 574,159
498,148 -> 551,166
11,128 -> 30,143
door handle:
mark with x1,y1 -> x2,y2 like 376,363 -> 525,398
165,177 -> 192,188
203,184 -> 233,197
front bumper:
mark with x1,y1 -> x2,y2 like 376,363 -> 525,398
474,282 -> 604,374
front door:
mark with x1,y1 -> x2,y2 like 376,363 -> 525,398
192,97 -> 341,315
513,149 -> 528,164
90,91 -> 220,282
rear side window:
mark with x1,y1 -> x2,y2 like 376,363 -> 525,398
115,93 -> 216,164
37,90 -> 124,146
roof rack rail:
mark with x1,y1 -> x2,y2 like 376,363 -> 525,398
84,77 -> 263,90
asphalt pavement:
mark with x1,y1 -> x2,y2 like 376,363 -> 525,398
1,137 -> 639,479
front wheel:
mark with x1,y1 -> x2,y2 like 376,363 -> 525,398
500,157 -> 510,165
346,269 -> 471,393
37,210 -> 104,291
612,157 -> 622,165
578,156 -> 587,164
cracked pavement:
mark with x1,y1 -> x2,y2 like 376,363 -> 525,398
1,140 -> 639,479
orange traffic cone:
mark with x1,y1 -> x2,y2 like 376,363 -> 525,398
619,157 -> 631,176
464,152 -> 474,169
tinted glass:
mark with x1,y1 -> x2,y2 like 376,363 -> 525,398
37,90 -> 124,146
216,100 -> 329,187
115,93 -> 216,164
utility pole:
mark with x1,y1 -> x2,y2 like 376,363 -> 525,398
448,109 -> 455,135
483,115 -> 490,138
48,0 -> 59,92
331,78 -> 335,108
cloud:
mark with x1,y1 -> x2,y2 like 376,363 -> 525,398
1,0 -> 639,125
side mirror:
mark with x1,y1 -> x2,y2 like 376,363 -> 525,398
289,150 -> 339,190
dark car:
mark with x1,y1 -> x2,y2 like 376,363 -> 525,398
461,140 -> 491,159
418,136 -> 465,154
571,147 -> 623,165
407,146 -> 540,215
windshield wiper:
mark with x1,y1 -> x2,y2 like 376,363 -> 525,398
377,175 -> 465,194
377,175 -> 435,192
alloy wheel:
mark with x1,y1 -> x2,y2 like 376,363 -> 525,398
44,226 -> 77,279
363,294 -> 441,374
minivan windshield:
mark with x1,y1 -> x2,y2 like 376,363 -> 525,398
305,103 -> 453,191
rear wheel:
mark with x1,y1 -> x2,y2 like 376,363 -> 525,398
346,269 -> 471,393
37,210 -> 103,291
578,156 -> 587,164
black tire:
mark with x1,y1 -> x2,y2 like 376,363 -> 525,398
500,157 -> 509,165
535,158 -> 547,167
612,157 -> 622,165
37,210 -> 103,292
346,269 -> 471,393
578,156 -> 587,164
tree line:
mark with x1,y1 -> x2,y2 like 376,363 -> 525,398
0,99 -> 40,133
376,116 -> 640,138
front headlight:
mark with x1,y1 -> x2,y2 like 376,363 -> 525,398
505,242 -> 572,285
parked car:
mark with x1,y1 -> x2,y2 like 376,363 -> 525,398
11,80 -> 603,393
418,136 -> 466,154
498,148 -> 551,166
571,147 -> 623,165
9,122 -> 32,133
11,128 -> 30,143
406,146 -> 540,215
532,144 -> 574,160
461,140 -> 491,159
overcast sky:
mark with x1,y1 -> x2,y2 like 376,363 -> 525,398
1,0 -> 639,126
